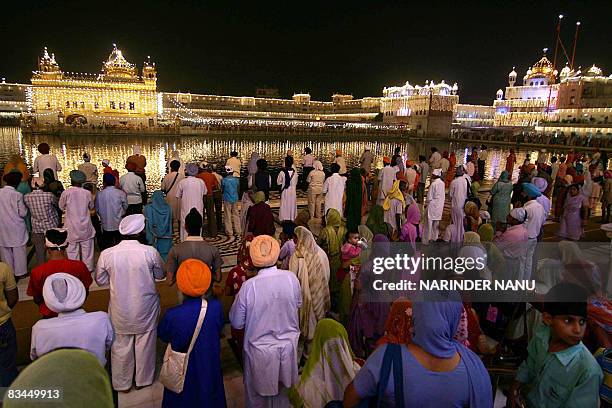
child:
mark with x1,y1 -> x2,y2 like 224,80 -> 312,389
509,282 -> 603,407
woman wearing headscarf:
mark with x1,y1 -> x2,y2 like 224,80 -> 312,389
158,259 -> 226,407
247,152 -> 260,188
246,191 -> 275,237
3,349 -> 114,408
445,152 -> 457,188
463,201 -> 482,233
239,190 -> 254,235
477,223 -> 506,280
459,232 -> 491,280
289,319 -> 361,408
489,170 -> 513,230
144,190 -> 173,260
400,198 -> 421,248
253,158 -> 271,201
2,154 -> 30,185
557,183 -> 589,241
344,299 -> 492,408
365,205 -> 390,237
43,168 -> 64,199
494,207 -> 529,280
382,179 -> 405,236
289,227 -> 331,357
306,160 -> 325,219
318,208 -> 347,310
30,273 -> 113,365
347,234 -> 391,358
375,298 -> 413,348
345,168 -> 363,233
277,156 -> 298,222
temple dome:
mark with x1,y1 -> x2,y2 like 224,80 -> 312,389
102,44 -> 137,79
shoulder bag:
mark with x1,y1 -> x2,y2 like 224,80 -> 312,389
159,299 -> 208,393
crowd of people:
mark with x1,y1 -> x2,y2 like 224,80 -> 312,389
0,140 -> 610,407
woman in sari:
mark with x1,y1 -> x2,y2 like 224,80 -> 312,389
365,205 -> 390,237
290,226 -> 331,356
318,208 -> 347,312
289,319 -> 361,408
489,171 -> 513,230
348,234 -> 391,358
345,168 -> 363,233
557,184 -> 589,241
505,148 -> 516,175
477,223 -> 506,280
144,190 -> 173,260
445,152 -> 457,188
463,201 -> 482,233
400,199 -> 421,248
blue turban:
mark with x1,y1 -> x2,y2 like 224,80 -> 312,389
103,173 -> 116,186
522,182 -> 542,198
69,170 -> 86,184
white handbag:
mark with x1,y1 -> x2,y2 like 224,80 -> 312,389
159,299 -> 208,393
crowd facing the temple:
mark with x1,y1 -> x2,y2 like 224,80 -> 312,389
0,140 -> 611,407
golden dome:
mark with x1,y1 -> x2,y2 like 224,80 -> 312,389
102,44 -> 137,79
586,64 -> 603,77
524,55 -> 555,80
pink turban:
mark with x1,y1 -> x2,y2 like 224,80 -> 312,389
249,235 -> 280,268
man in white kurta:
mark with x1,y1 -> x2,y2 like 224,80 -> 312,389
175,163 -> 207,241
230,235 -> 302,408
424,169 -> 445,244
377,163 -> 399,205
277,166 -> 298,221
32,143 -> 62,179
166,150 -> 185,176
58,171 -> 96,272
429,148 -> 442,169
0,173 -> 28,278
322,165 -> 346,216
30,273 -> 114,366
95,214 -> 164,391
448,166 -> 469,243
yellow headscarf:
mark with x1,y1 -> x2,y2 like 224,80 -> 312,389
382,180 -> 405,211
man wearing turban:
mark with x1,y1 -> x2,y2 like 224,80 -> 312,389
333,149 -> 347,176
175,163 -> 208,241
33,142 -> 62,179
120,161 -> 146,215
30,273 -> 113,366
0,171 -> 28,279
230,235 -> 302,407
95,172 -> 128,249
58,170 -> 96,272
95,214 -> 165,391
520,183 -> 546,280
158,259 -> 226,406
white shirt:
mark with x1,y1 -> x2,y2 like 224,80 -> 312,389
226,157 -> 241,177
0,186 -> 28,247
95,240 -> 165,334
230,266 -> 302,397
322,173 -> 346,215
33,154 -> 62,179
59,186 -> 95,243
119,172 -> 145,205
440,158 -> 450,173
426,178 -> 445,221
333,156 -> 347,174
523,199 -> 546,239
449,175 -> 469,210
302,154 -> 315,167
384,199 -> 404,232
30,309 -> 114,365
550,163 -> 559,182
379,166 -> 399,196
429,151 -> 442,169
175,176 -> 207,218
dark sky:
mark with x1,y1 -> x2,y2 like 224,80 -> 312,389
1,0 -> 611,104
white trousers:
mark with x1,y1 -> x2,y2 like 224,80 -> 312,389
111,330 -> 156,391
0,246 -> 27,277
245,383 -> 290,408
425,219 -> 440,244
223,201 -> 241,237
67,238 -> 94,272
523,238 -> 538,281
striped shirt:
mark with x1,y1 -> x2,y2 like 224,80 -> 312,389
24,190 -> 59,234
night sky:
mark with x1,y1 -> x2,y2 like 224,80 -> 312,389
1,0 -> 611,104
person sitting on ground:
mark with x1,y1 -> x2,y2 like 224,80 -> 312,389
158,259 -> 226,407
344,298 -> 492,407
509,282 -> 603,408
27,228 -> 92,318
30,273 -> 113,365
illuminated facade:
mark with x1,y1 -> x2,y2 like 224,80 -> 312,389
160,92 -> 381,122
493,51 -> 559,127
453,104 -> 495,128
30,46 -> 157,126
0,79 -> 30,122
380,80 -> 459,135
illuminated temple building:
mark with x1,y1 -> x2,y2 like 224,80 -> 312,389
493,51 -> 559,127
380,80 -> 459,135
30,46 -> 157,126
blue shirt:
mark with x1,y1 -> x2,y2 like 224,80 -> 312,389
516,324 -> 603,408
94,186 -> 128,231
221,175 -> 239,203
353,344 -> 469,407
158,297 -> 226,408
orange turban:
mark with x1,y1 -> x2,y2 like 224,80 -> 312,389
176,259 -> 211,297
335,149 -> 342,156
249,235 -> 280,268
383,156 -> 391,164
406,160 -> 414,167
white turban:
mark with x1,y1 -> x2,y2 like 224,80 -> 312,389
510,208 -> 527,223
133,145 -> 141,155
432,169 -> 442,177
119,214 -> 145,235
43,273 -> 86,313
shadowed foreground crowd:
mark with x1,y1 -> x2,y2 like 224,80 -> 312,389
0,143 -> 611,407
